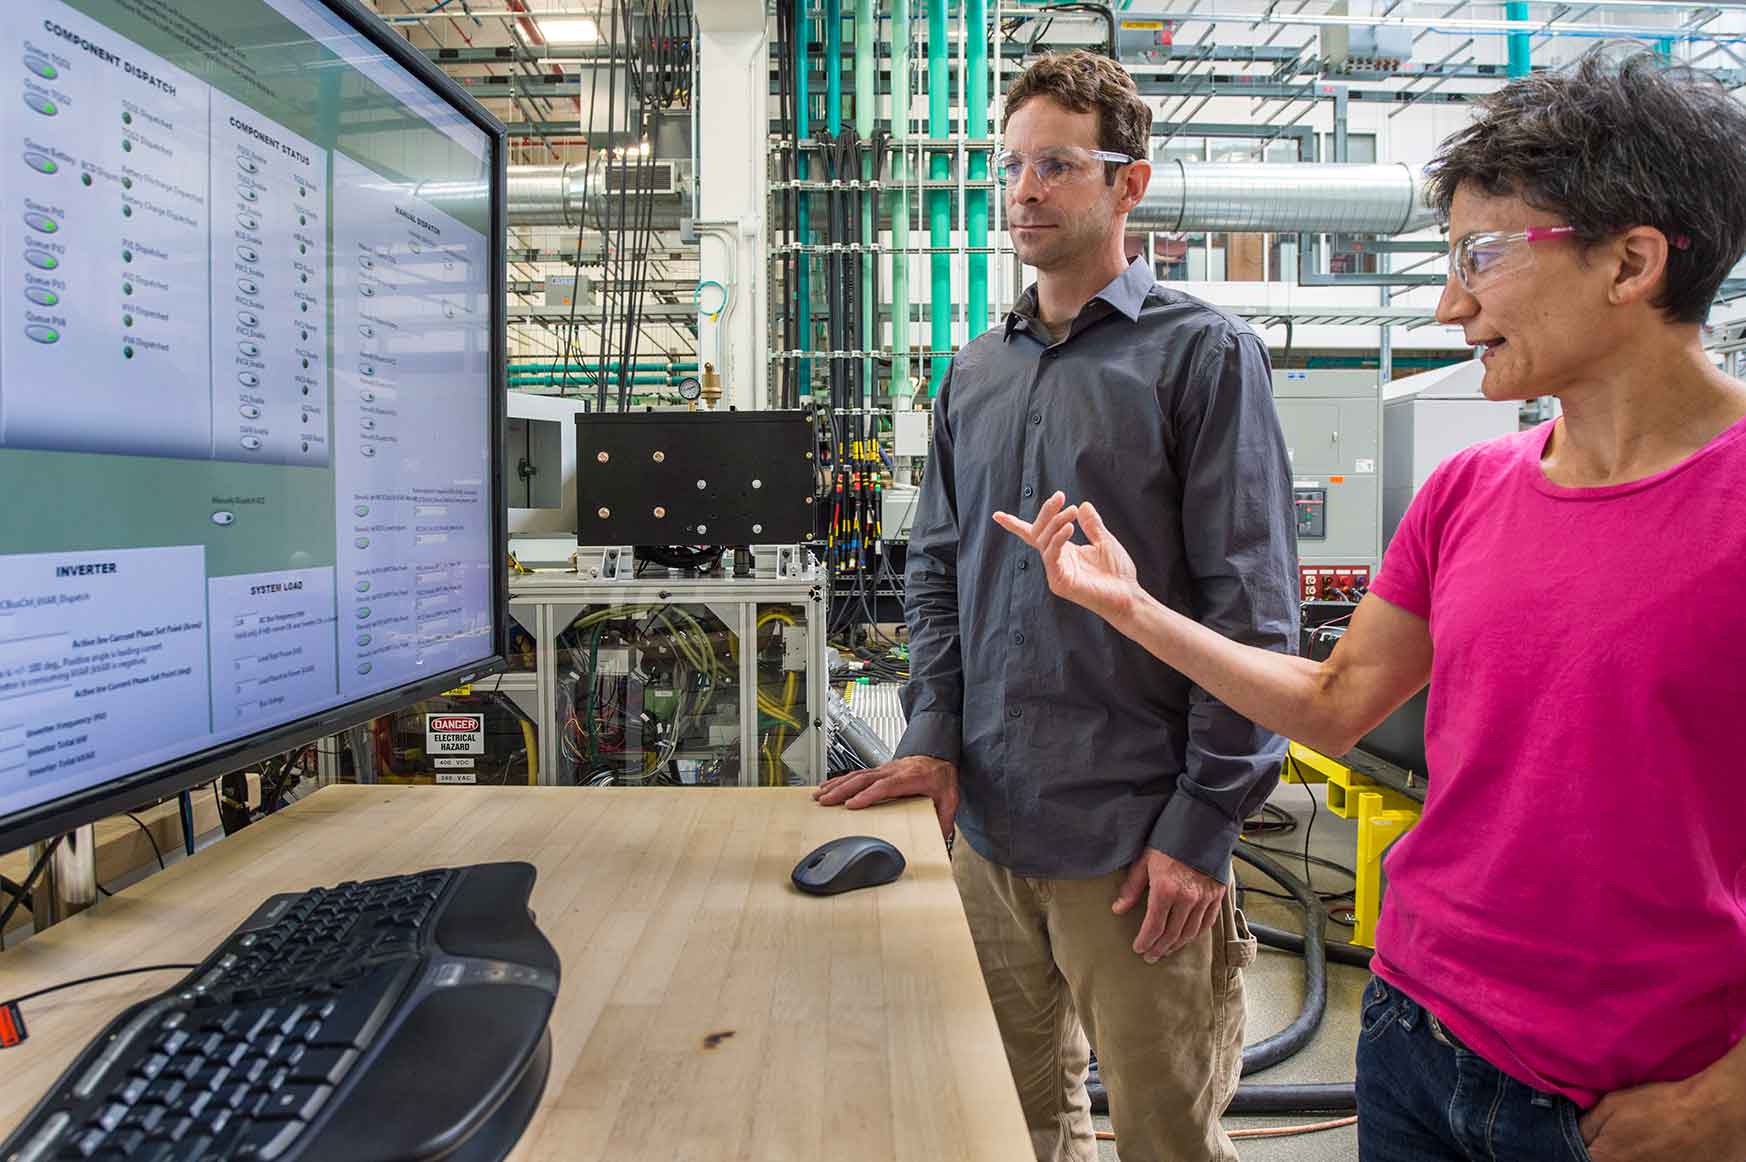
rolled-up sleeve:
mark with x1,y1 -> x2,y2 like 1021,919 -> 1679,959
1149,331 -> 1300,878
894,366 -> 964,766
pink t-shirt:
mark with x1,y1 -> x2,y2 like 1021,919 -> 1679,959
1369,412 -> 1746,1107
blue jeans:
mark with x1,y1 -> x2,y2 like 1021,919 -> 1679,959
1356,976 -> 1593,1162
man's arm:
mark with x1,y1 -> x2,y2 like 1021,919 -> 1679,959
814,369 -> 962,837
1149,330 -> 1300,882
891,367 -> 964,766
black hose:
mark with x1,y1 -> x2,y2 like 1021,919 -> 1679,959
1228,1083 -> 1357,1116
1233,843 -> 1328,1074
1249,921 -> 1374,969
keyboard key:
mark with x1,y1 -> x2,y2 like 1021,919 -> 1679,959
255,1083 -> 331,1122
135,1106 -> 167,1134
143,1079 -> 185,1107
118,1078 -> 149,1105
95,1104 -> 128,1133
68,1128 -> 107,1157
275,1005 -> 309,1038
230,1119 -> 303,1160
286,1047 -> 355,1086
244,1010 -> 279,1041
309,963 -> 409,1048
185,1092 -> 212,1119
160,1031 -> 190,1056
167,1116 -> 196,1142
110,1129 -> 145,1156
224,1081 -> 254,1111
135,1054 -> 169,1080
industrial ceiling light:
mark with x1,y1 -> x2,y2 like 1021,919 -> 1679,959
536,17 -> 599,43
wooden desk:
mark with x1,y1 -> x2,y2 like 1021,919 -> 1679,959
0,786 -> 1031,1161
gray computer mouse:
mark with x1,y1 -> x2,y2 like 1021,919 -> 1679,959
791,835 -> 906,896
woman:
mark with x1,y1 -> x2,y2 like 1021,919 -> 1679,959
995,48 -> 1746,1162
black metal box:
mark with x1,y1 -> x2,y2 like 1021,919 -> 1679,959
575,411 -> 815,545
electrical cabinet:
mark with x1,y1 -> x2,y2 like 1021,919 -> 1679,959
1271,369 -> 1381,576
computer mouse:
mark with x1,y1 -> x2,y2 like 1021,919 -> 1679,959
791,835 -> 906,896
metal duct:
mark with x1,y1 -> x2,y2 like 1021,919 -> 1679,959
1131,161 -> 1436,236
501,164 -> 599,226
496,159 -> 1436,234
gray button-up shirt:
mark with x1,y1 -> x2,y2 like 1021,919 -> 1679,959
894,257 -> 1299,880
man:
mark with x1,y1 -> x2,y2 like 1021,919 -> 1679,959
814,51 -> 1299,1162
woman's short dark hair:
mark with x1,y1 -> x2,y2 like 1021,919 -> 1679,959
1427,46 -> 1746,324
1003,50 -> 1153,177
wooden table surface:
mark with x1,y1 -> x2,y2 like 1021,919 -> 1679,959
0,786 -> 1031,1161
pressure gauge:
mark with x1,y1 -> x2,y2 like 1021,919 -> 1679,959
677,376 -> 703,402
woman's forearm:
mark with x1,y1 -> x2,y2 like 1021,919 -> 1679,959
1112,590 -> 1373,756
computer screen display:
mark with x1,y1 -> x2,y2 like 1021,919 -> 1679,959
1,0 -> 506,846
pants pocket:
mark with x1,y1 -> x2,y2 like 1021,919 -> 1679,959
1360,978 -> 1402,1043
1560,1102 -> 1597,1162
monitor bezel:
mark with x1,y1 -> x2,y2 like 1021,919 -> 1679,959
0,0 -> 511,855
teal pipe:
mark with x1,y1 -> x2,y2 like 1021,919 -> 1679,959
928,0 -> 950,395
1506,1 -> 1531,76
856,0 -> 876,411
891,0 -> 912,408
796,0 -> 813,398
510,375 -> 679,387
826,0 -> 843,133
966,0 -> 989,341
509,362 -> 697,373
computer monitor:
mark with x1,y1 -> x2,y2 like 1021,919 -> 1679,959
0,0 -> 508,851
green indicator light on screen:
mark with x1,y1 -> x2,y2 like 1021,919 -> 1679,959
123,345 -> 134,359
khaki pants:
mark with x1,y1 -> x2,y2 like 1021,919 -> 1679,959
952,837 -> 1255,1162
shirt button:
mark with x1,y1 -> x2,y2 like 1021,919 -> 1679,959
1018,559 -> 1029,571
1030,412 -> 1042,425
1022,485 -> 1034,498
1013,632 -> 1025,645
1007,706 -> 1022,719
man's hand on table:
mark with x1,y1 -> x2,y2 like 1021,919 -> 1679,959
813,756 -> 960,839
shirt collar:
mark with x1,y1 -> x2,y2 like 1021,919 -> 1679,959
1003,256 -> 1154,340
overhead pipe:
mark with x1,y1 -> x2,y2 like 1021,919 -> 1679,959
509,361 -> 697,373
1130,161 -> 1436,235
927,0 -> 950,395
497,160 -> 1430,234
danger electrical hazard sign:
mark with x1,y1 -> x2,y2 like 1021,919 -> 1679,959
426,713 -> 483,757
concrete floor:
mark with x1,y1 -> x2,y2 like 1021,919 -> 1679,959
1094,781 -> 1368,1161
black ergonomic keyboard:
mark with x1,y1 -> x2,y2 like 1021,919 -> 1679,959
1,862 -> 560,1162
